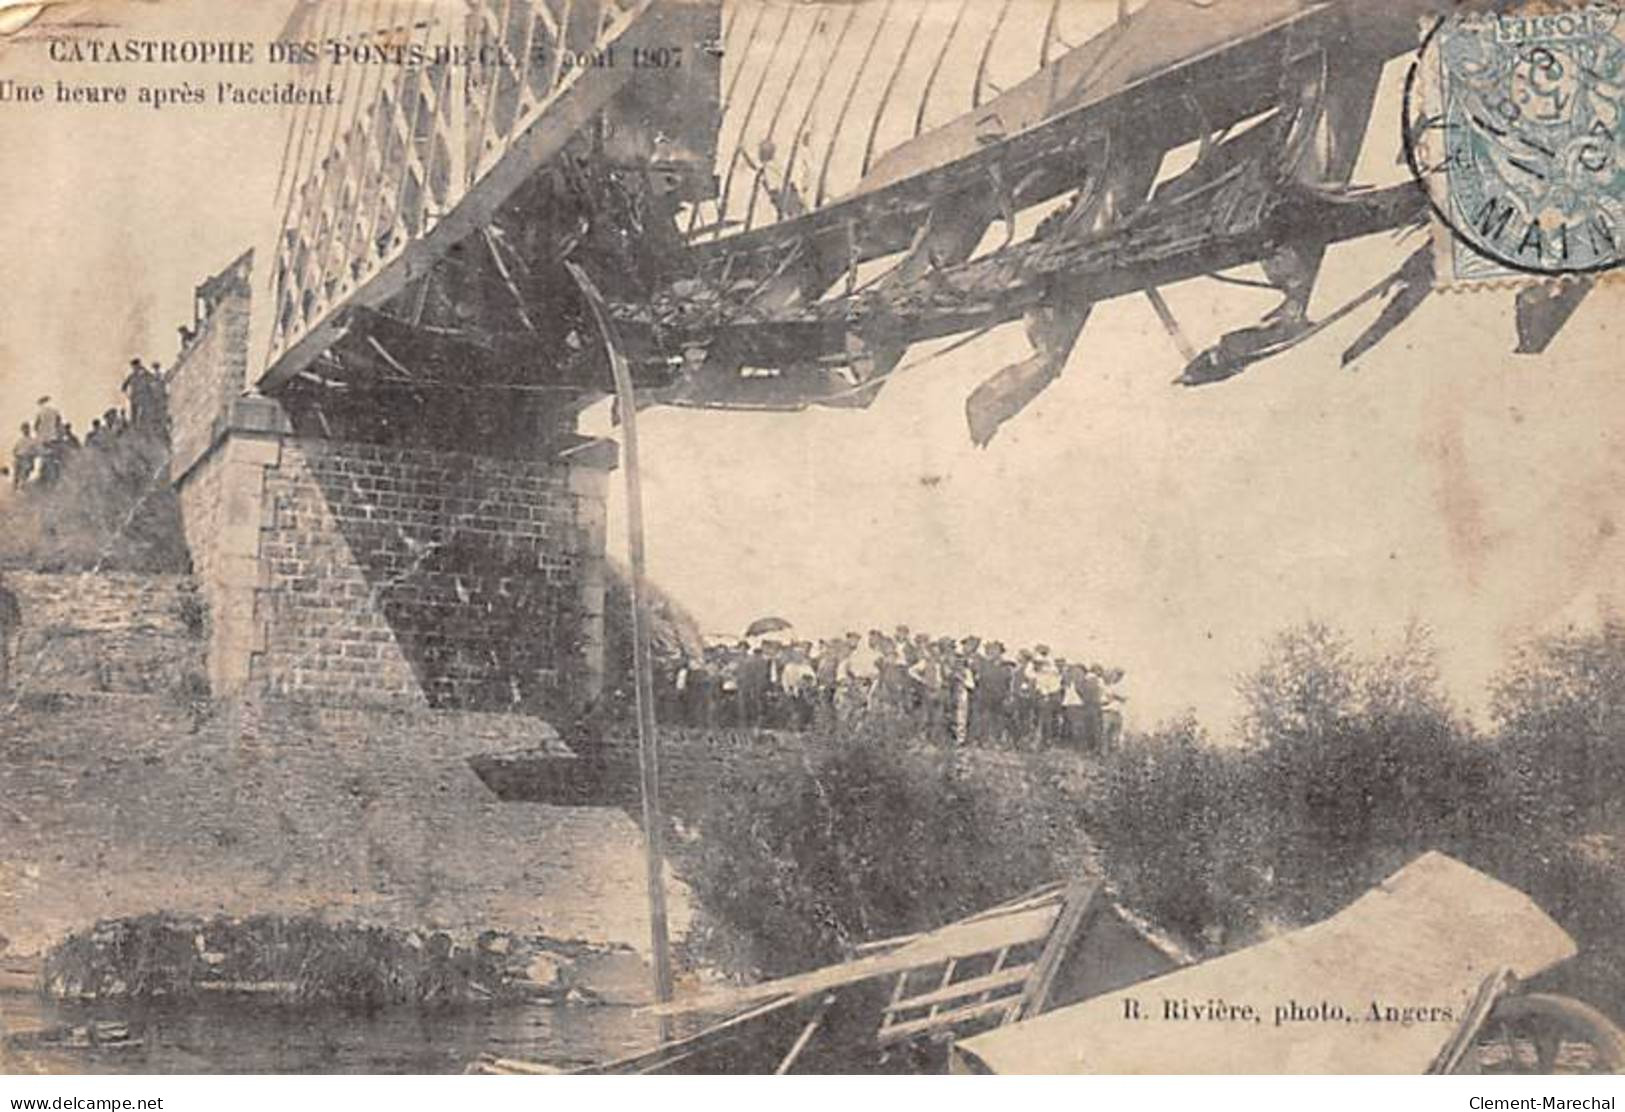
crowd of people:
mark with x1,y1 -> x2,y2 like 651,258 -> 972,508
9,359 -> 169,489
653,627 -> 1126,752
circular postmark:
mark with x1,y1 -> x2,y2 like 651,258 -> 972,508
1404,5 -> 1625,279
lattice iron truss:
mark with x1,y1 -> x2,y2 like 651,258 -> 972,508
259,0 -> 712,391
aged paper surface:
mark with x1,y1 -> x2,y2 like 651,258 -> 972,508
1,0 -> 1623,1077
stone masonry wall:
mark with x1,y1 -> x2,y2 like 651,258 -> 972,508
175,436 -> 224,610
167,255 -> 251,484
170,258 -> 611,714
3,572 -> 206,696
174,418 -> 278,701
256,437 -> 595,713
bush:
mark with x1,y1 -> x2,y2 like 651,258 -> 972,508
1239,622 -> 1497,923
1481,623 -> 1625,1010
1094,716 -> 1266,949
1097,623 -> 1501,951
0,431 -> 188,573
678,721 -> 1089,978
1490,620 -> 1625,837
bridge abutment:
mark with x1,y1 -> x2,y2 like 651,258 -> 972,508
169,256 -> 615,722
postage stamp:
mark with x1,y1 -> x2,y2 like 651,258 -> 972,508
1408,4 -> 1625,286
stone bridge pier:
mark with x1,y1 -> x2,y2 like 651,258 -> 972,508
167,253 -> 616,724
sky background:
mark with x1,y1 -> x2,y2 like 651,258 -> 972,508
2,0 -> 1622,734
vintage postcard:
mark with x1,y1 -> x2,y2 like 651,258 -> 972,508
1,0 -> 1623,1080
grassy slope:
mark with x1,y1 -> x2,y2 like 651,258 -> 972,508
0,432 -> 187,574
0,695 -> 688,963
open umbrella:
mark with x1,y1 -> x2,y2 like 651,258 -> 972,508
744,616 -> 794,639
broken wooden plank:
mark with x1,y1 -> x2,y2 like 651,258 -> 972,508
1426,967 -> 1515,1075
1010,876 -> 1102,1023
775,993 -> 836,1075
877,996 -> 1022,1046
649,902 -> 1060,1018
885,964 -> 1031,1014
588,992 -> 809,1074
957,854 -> 1577,1075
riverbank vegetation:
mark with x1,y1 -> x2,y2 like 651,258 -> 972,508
681,620 -> 1625,1016
41,913 -> 601,1010
676,727 -> 1092,977
1094,621 -> 1624,1008
4,430 -> 1618,1017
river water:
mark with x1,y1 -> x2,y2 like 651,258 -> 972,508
1,991 -> 662,1074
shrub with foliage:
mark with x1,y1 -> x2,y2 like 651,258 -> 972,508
679,721 -> 1090,978
1092,618 -> 1624,1018
1093,715 -> 1266,949
1096,623 -> 1506,950
1240,622 -> 1503,923
1481,621 -> 1625,1007
1491,620 -> 1625,836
